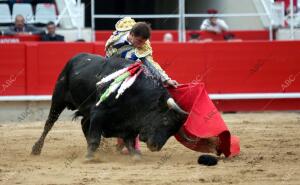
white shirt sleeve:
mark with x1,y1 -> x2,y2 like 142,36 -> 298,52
216,19 -> 229,31
200,19 -> 211,30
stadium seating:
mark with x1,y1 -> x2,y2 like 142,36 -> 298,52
12,3 -> 34,23
35,3 -> 57,24
1,3 -> 57,24
0,4 -> 12,24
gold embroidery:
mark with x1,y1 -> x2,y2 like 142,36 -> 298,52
135,40 -> 152,58
115,17 -> 136,32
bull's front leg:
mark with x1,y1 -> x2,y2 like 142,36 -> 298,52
86,111 -> 103,161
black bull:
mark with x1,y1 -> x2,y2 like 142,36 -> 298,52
31,53 -> 188,159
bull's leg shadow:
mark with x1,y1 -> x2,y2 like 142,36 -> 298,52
124,137 -> 142,160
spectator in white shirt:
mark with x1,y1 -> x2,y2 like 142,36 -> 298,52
200,9 -> 229,34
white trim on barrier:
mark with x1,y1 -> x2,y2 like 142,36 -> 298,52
209,93 -> 300,100
0,95 -> 52,101
1,93 -> 300,101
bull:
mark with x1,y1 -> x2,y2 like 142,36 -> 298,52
31,53 -> 188,160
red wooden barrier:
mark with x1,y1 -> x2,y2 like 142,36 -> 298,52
0,41 -> 299,111
0,44 -> 26,95
232,30 -> 269,40
35,43 -> 95,94
151,42 -> 300,95
94,30 -> 113,42
95,30 -> 269,42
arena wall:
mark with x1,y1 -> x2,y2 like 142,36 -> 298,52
0,41 -> 299,122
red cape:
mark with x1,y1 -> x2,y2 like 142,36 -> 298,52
168,83 -> 240,157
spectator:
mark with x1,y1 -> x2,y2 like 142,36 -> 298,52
41,21 -> 64,41
188,32 -> 201,42
75,39 -> 85,42
223,33 -> 242,42
223,33 -> 235,40
3,15 -> 44,35
200,9 -> 229,34
163,32 -> 173,42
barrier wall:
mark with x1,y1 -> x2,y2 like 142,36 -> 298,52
95,30 -> 269,42
0,41 -> 299,111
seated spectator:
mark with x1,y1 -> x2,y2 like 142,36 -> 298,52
41,21 -> 64,41
75,39 -> 86,42
188,32 -> 201,42
163,33 -> 174,42
201,9 -> 229,34
3,15 -> 44,35
223,33 -> 242,42
223,33 -> 235,40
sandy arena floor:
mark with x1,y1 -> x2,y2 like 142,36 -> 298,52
0,112 -> 300,185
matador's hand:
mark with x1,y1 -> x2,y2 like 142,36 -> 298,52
165,79 -> 179,88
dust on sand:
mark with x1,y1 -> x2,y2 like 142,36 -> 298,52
0,112 -> 300,185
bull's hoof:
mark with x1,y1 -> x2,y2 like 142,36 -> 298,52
131,153 -> 142,161
84,156 -> 95,162
85,148 -> 96,162
31,142 -> 43,155
31,148 -> 41,155
84,152 -> 98,163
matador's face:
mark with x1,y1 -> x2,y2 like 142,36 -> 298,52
129,33 -> 147,49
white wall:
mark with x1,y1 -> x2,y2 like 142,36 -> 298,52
185,0 -> 264,30
276,28 -> 300,40
0,101 -> 73,123
56,28 -> 92,42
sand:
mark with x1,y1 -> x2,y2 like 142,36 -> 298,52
0,112 -> 300,185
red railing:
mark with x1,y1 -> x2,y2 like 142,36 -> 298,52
95,30 -> 270,42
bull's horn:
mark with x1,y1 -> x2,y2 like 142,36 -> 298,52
167,98 -> 188,115
178,128 -> 198,143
